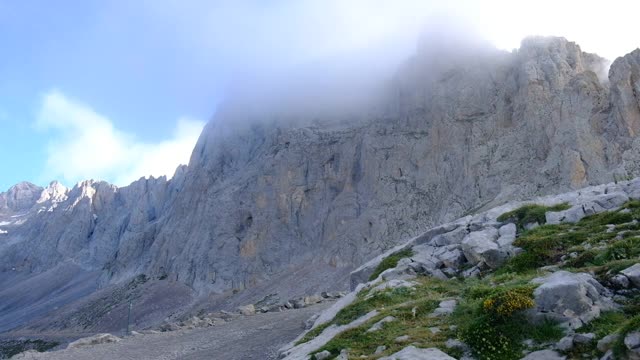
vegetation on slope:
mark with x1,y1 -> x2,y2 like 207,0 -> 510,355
496,203 -> 570,229
296,201 -> 640,359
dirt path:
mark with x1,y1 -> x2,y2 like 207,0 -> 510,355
14,304 -> 329,360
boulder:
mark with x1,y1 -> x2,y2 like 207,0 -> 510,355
621,263 -> 640,288
531,271 -> 612,328
314,350 -> 332,360
237,304 -> 256,316
67,333 -> 121,349
497,223 -> 517,247
379,346 -> 456,360
461,228 -> 507,269
520,350 -> 565,360
304,295 -> 323,305
430,226 -> 468,246
597,334 -> 620,352
367,316 -> 396,332
611,274 -> 631,288
625,332 -> 640,360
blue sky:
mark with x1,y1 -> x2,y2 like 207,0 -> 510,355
1,0 -> 639,192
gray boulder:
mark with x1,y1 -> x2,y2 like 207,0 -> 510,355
531,271 -> 611,328
67,333 -> 121,349
621,263 -> 640,288
461,228 -> 507,269
625,332 -> 640,360
380,346 -> 456,360
520,350 -> 565,360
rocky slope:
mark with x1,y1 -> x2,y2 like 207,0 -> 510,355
280,178 -> 640,360
2,36 -> 640,335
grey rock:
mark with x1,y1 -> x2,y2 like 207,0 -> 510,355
531,271 -> 612,328
314,350 -> 332,360
611,274 -> 631,288
520,350 -> 565,360
380,346 -> 456,360
461,228 -> 507,268
573,332 -> 595,344
304,314 -> 320,330
394,335 -> 411,343
367,316 -> 396,332
67,333 -> 121,349
431,227 -> 468,246
237,304 -> 256,316
555,335 -> 574,351
597,334 -> 620,352
336,349 -> 349,360
621,263 -> 640,288
625,332 -> 640,358
375,345 -> 387,354
497,223 -> 517,247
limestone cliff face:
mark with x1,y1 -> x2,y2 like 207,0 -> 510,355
1,37 -> 640,308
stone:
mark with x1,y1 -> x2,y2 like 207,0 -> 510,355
445,338 -> 467,351
379,346 -> 456,360
159,322 -> 180,332
431,300 -> 457,317
555,335 -> 574,351
520,350 -> 566,360
625,332 -> 640,358
375,345 -> 387,354
597,334 -> 620,352
621,263 -> 640,288
304,314 -> 320,330
336,349 -> 349,360
461,228 -> 508,268
314,350 -> 332,360
430,227 -> 468,246
367,316 -> 396,332
67,333 -> 121,349
531,271 -> 612,328
304,295 -> 323,305
437,247 -> 466,269
237,304 -> 256,316
611,274 -> 631,288
497,223 -> 517,247
292,299 -> 306,309
394,335 -> 411,343
573,332 -> 595,344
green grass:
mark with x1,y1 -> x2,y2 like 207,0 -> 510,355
304,273 -> 560,360
497,203 -> 571,229
368,249 -> 414,281
501,200 -> 640,274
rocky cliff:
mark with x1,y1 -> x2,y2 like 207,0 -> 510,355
2,36 -> 640,333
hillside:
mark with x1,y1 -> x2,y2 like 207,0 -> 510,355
280,178 -> 640,360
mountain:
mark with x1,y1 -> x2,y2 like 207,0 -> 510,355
1,36 -> 640,335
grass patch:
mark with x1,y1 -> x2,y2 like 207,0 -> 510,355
497,203 -> 570,229
501,200 -> 640,273
368,249 -> 414,281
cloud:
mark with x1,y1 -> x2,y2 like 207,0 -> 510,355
35,90 -> 204,187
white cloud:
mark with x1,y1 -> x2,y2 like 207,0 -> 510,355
35,90 -> 205,187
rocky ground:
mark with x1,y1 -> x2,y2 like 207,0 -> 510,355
8,303 -> 330,360
279,179 -> 640,359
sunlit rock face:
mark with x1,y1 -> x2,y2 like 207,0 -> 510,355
1,37 -> 640,331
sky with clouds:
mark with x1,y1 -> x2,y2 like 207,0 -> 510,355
1,0 -> 639,191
